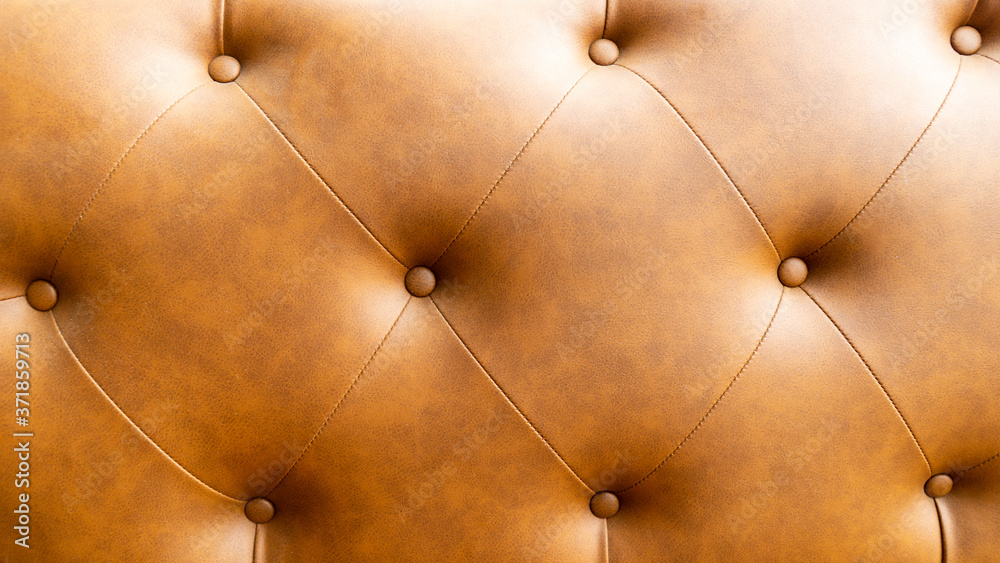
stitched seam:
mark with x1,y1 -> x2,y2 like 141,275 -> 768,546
979,53 -> 1000,66
251,524 -> 258,563
964,450 -> 1000,473
620,288 -> 784,493
264,297 -> 411,495
236,83 -> 406,268
50,312 -> 239,502
50,82 -> 212,279
801,286 -> 932,474
603,519 -> 610,563
961,1 -> 976,26
618,63 -> 781,261
0,295 -> 24,303
807,59 -> 962,259
934,498 -> 946,563
429,296 -> 593,493
602,0 -> 610,37
431,68 -> 592,266
218,0 -> 226,54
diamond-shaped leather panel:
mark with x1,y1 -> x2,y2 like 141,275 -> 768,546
1,0 -> 998,560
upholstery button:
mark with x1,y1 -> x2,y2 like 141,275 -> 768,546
25,280 -> 58,311
950,26 -> 982,55
404,266 -> 436,297
777,257 -> 808,287
589,39 -> 619,66
924,474 -> 953,498
208,55 -> 241,83
590,491 -> 619,518
245,498 -> 275,523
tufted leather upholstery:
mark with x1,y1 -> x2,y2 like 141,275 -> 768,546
2,0 -> 999,560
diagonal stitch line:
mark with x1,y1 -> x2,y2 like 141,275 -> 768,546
50,82 -> 212,279
620,289 -> 784,493
429,296 -> 594,493
50,313 -> 240,502
431,68 -> 592,266
801,286 -> 932,474
265,297 -> 411,496
980,53 -> 1000,66
618,63 -> 781,261
964,450 -> 1000,474
236,83 -> 406,268
807,59 -> 962,259
0,295 -> 23,303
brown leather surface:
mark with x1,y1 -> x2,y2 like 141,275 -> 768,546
1,0 -> 998,560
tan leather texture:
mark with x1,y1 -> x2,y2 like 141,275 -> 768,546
1,0 -> 998,561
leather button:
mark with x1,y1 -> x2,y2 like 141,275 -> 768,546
924,474 -> 953,498
26,280 -> 58,311
777,257 -> 808,287
245,498 -> 275,523
404,266 -> 436,297
589,39 -> 619,66
950,26 -> 982,55
590,491 -> 619,518
208,55 -> 241,83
